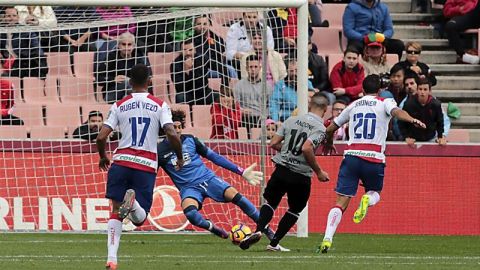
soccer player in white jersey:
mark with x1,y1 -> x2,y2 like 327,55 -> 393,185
96,64 -> 184,270
318,74 -> 426,253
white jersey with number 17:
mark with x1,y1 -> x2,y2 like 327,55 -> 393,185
104,93 -> 173,173
334,95 -> 398,164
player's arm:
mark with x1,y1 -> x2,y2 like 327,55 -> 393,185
391,108 -> 426,129
163,123 -> 184,169
302,138 -> 329,182
96,124 -> 113,171
269,134 -> 284,151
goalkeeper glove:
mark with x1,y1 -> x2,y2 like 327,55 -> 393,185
242,163 -> 263,186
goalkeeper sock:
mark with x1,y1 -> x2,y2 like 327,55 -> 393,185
255,203 -> 275,233
365,191 -> 380,206
323,206 -> 343,241
270,210 -> 298,247
107,214 -> 123,264
232,193 -> 259,221
183,205 -> 210,230
128,200 -> 147,226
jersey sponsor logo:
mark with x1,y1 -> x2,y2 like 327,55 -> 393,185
170,152 -> 191,167
344,149 -> 385,162
148,185 -> 189,232
115,154 -> 154,167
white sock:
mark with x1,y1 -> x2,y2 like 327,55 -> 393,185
323,207 -> 343,241
107,219 -> 123,264
128,200 -> 146,224
366,191 -> 380,206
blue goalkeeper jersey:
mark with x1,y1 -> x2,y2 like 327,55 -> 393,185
157,135 -> 242,190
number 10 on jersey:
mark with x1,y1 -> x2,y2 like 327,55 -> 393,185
129,117 -> 151,146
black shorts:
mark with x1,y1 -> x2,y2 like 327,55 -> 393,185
263,165 -> 311,213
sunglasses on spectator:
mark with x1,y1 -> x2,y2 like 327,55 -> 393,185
406,50 -> 421,55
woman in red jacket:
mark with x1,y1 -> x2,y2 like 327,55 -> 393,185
444,0 -> 480,64
210,87 -> 241,139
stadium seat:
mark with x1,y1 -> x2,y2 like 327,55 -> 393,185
327,53 -> 344,75
322,4 -> 347,30
386,54 -> 399,66
151,75 -> 175,104
250,128 -> 261,140
45,104 -> 81,127
148,52 -> 179,76
238,127 -> 248,140
46,52 -> 73,77
192,105 -> 212,128
311,28 -> 342,55
0,126 -> 28,139
170,103 -> 192,127
30,126 -> 66,139
183,127 -> 211,139
11,103 -> 44,126
73,51 -> 95,79
81,104 -> 112,122
23,77 -> 60,104
447,129 -> 470,143
58,76 -> 96,104
208,78 -> 222,92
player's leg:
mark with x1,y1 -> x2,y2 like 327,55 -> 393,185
319,156 -> 360,253
104,164 -> 130,269
239,166 -> 287,250
353,161 -> 385,223
267,171 -> 311,251
126,169 -> 157,226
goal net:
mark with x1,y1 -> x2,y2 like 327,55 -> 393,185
0,3 -> 309,234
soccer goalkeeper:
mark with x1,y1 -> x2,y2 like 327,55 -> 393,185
157,109 -> 276,240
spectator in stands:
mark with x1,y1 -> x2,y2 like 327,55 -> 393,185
168,8 -> 194,51
235,54 -> 274,134
193,15 -> 236,80
444,0 -> 480,64
308,38 -> 332,102
325,100 -> 349,141
270,58 -> 315,122
171,38 -> 213,106
241,31 -> 286,88
0,7 -> 48,78
343,0 -> 405,60
226,12 -> 274,76
15,6 -> 57,27
96,6 -> 136,60
385,64 -> 407,104
73,111 -> 120,141
265,118 -> 277,140
97,32 -> 151,104
329,47 -> 365,103
0,79 -> 23,125
399,78 -> 447,146
210,87 -> 241,139
362,41 -> 391,77
395,42 -> 437,86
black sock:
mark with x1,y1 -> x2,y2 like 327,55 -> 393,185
255,204 -> 275,233
270,211 -> 298,247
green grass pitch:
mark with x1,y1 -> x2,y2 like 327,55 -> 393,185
0,233 -> 478,270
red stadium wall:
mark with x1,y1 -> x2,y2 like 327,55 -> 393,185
0,142 -> 479,235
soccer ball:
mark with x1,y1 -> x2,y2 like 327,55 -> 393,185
229,224 -> 252,245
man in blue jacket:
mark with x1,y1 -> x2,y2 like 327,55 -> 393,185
343,0 -> 404,60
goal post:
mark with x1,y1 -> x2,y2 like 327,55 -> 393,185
0,0 -> 309,237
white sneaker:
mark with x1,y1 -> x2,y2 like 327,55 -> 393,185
118,189 -> 135,219
266,244 -> 290,252
462,53 -> 480,64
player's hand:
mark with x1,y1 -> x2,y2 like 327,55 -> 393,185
405,137 -> 416,147
436,137 -> 447,146
242,163 -> 263,186
316,170 -> 330,182
99,157 -> 110,171
175,158 -> 185,171
411,118 -> 426,129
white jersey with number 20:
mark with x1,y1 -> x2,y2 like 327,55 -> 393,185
104,93 -> 173,173
334,95 -> 398,163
